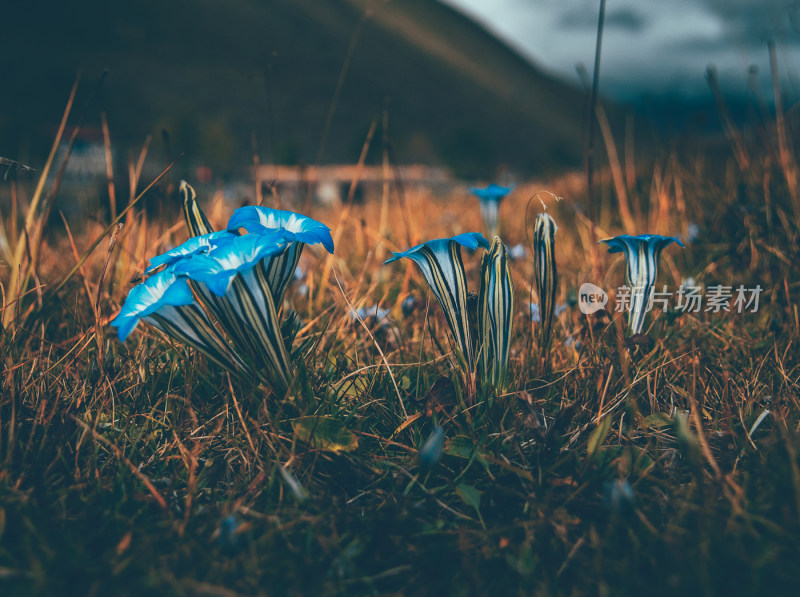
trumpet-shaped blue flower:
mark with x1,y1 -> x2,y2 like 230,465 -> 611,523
469,184 -> 513,238
227,206 -> 334,252
173,231 -> 288,296
600,234 -> 684,336
111,267 -> 246,372
172,229 -> 294,394
469,184 -> 513,202
386,233 -> 489,264
112,268 -> 195,342
112,181 -> 336,397
227,206 -> 334,305
145,230 -> 237,274
385,233 -> 489,370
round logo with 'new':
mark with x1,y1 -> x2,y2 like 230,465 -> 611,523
579,283 -> 608,315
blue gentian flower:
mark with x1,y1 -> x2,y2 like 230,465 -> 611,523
173,231 -> 288,296
600,234 -> 684,336
386,233 -> 489,263
113,182 -> 336,398
145,230 -> 237,274
478,237 -> 515,389
386,233 -> 489,370
533,213 -> 559,354
469,184 -> 513,238
227,206 -> 334,305
111,267 -> 246,372
172,230 -> 294,394
469,184 -> 513,202
112,268 -> 194,342
227,206 -> 334,252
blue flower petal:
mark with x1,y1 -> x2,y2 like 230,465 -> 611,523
599,234 -> 684,336
173,230 -> 288,296
384,232 -> 489,264
469,183 -> 514,202
114,316 -> 140,344
384,233 -> 487,370
227,206 -> 334,253
111,267 -> 195,341
600,234 -> 684,253
145,231 -> 237,273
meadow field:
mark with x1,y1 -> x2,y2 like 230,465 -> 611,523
2,85 -> 800,597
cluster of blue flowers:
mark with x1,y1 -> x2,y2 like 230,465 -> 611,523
112,180 -> 684,399
386,232 -> 515,396
112,185 -> 333,396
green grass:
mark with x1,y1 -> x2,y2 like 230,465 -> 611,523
2,111 -> 800,596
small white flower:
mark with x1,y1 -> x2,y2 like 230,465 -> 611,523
507,243 -> 527,260
528,302 -> 541,322
349,305 -> 392,328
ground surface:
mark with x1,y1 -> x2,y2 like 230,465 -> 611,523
2,117 -> 800,596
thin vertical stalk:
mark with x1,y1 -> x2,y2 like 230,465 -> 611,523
769,41 -> 800,225
583,0 -> 606,275
101,112 -> 117,221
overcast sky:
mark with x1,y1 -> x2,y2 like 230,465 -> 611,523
445,0 -> 800,101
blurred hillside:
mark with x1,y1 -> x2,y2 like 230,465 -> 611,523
1,0 -> 589,178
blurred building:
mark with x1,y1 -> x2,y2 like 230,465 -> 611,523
254,164 -> 452,205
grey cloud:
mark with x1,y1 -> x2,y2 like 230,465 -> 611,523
703,0 -> 800,42
559,6 -> 648,33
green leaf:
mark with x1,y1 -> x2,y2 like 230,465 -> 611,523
586,416 -> 612,459
673,411 -> 701,467
641,412 -> 672,429
292,416 -> 358,453
456,483 -> 481,514
335,375 -> 371,400
594,445 -> 655,477
444,435 -> 476,459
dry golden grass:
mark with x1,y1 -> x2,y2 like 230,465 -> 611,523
2,105 -> 800,595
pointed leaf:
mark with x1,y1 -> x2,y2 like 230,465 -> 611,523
444,435 -> 477,459
181,181 -> 213,236
586,415 -> 612,459
456,483 -> 481,514
641,412 -> 673,429
292,416 -> 358,453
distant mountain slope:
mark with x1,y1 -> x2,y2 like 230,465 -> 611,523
1,0 -> 587,177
